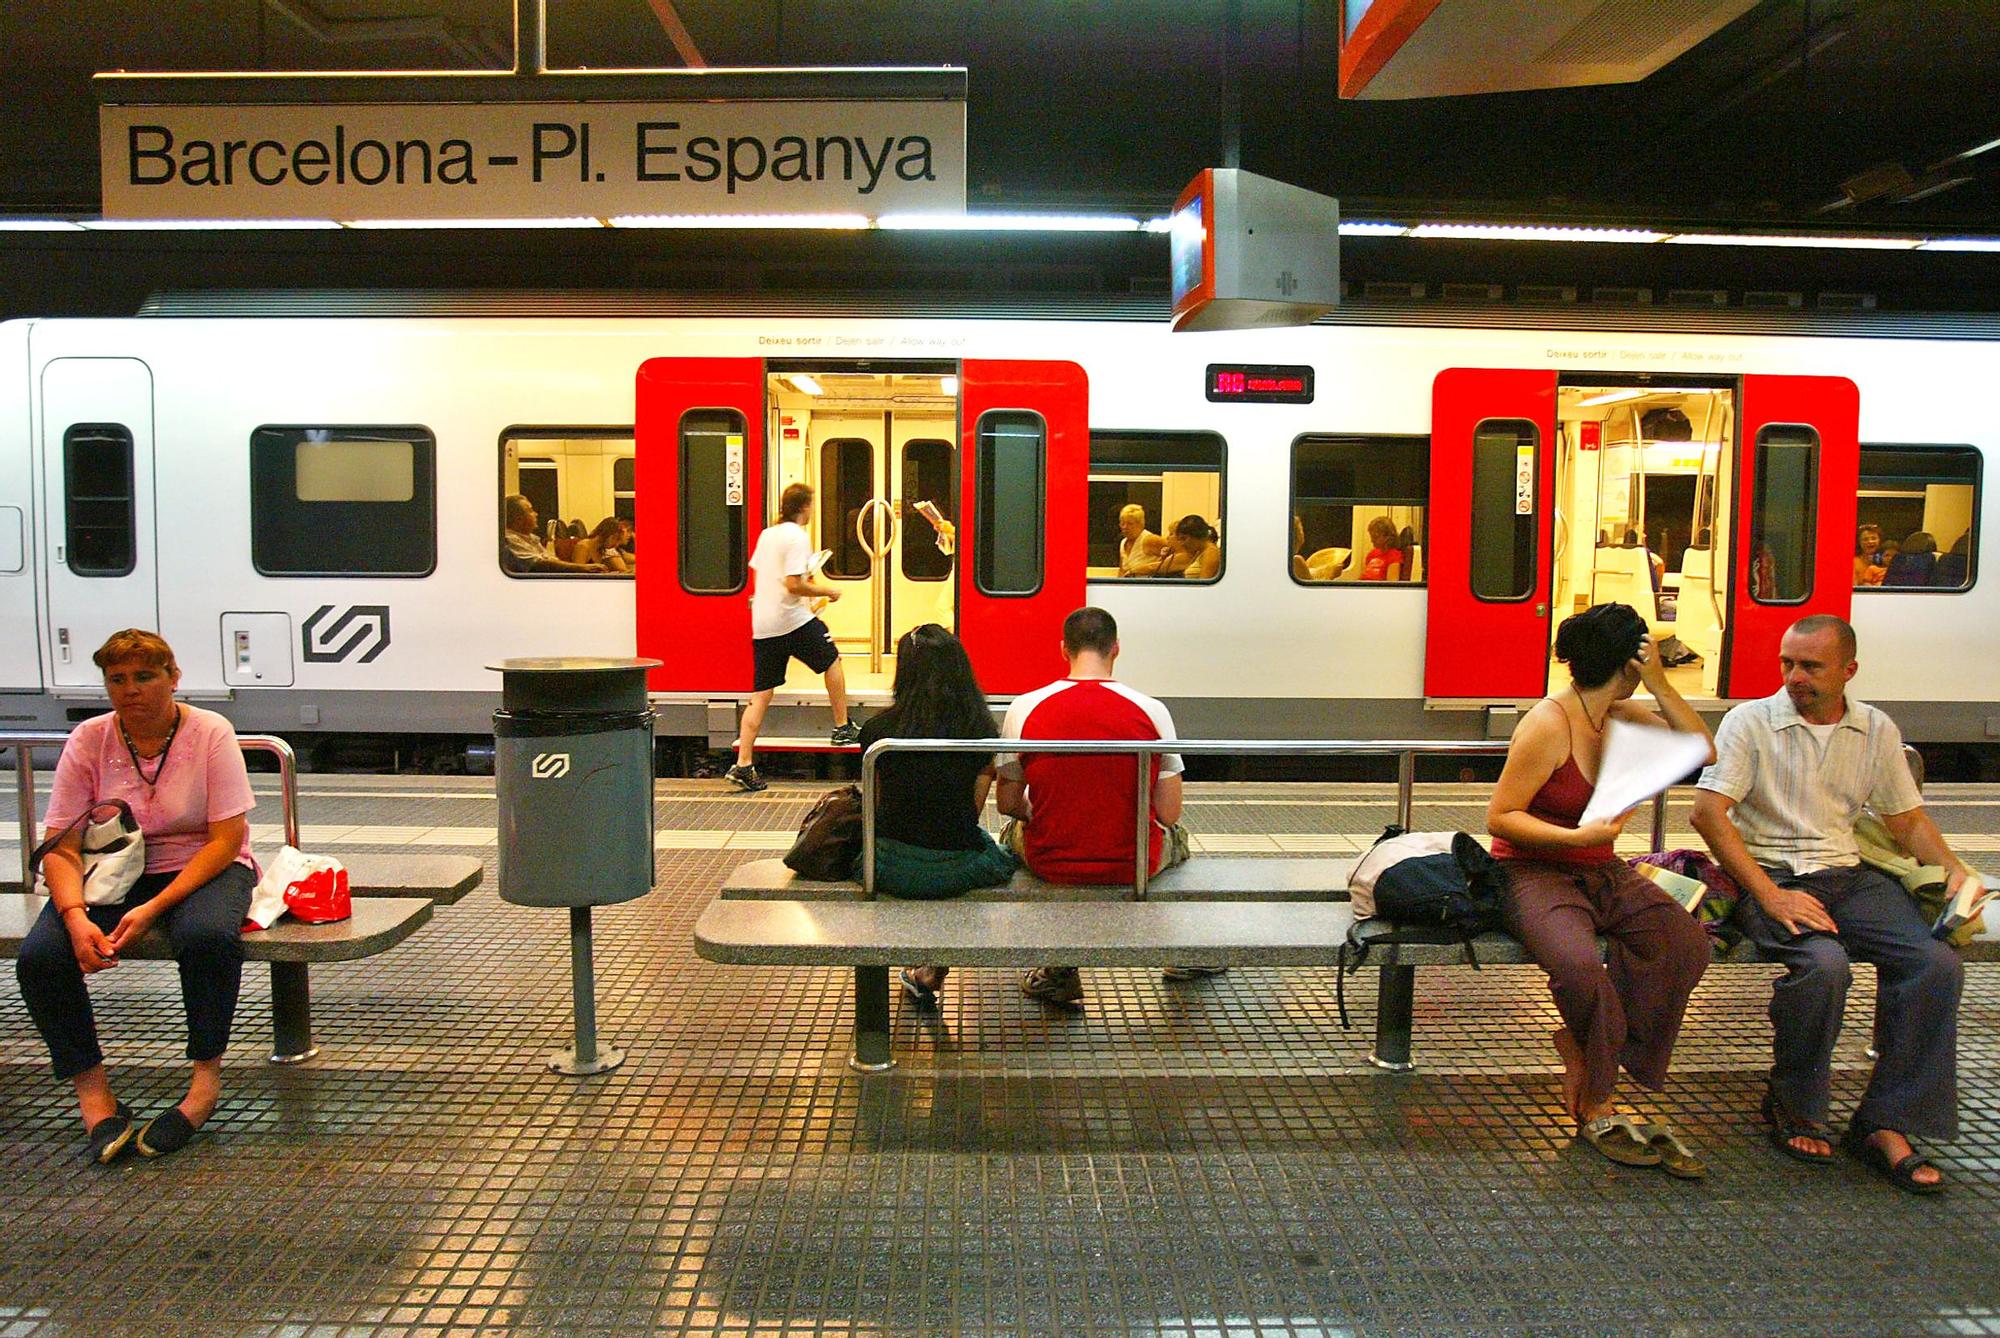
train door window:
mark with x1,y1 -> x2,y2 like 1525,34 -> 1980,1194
676,412 -> 748,593
1289,434 -> 1427,585
1088,431 -> 1226,582
63,425 -> 136,577
975,411 -> 1044,596
901,438 -> 954,581
1856,444 -> 1978,592
820,437 -> 875,579
1748,425 -> 1818,604
251,426 -> 436,577
1469,420 -> 1538,601
499,428 -> 638,578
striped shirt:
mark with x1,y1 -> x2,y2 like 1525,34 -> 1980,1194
1696,689 -> 1923,875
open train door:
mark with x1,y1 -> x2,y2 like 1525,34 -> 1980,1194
634,356 -> 762,692
1424,368 -> 1558,700
1719,374 -> 1859,698
957,359 -> 1088,695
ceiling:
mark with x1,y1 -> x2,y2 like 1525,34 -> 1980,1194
3,0 -> 1999,231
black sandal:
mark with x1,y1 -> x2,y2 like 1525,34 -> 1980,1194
1761,1085 -> 1835,1164
135,1107 -> 199,1159
1843,1127 -> 1947,1196
84,1101 -> 137,1165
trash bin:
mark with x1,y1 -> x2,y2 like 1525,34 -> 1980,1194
490,655 -> 661,1074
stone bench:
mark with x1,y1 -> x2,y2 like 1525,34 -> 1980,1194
0,892 -> 434,1065
719,855 -> 1359,902
0,852 -> 484,906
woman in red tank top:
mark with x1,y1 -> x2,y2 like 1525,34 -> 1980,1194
1487,603 -> 1716,1176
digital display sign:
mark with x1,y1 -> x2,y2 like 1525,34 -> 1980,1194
1205,363 -> 1314,404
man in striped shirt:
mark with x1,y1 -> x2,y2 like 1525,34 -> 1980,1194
1692,614 -> 1973,1193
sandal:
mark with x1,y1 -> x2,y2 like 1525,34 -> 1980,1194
1843,1127 -> 1946,1196
1760,1085 -> 1835,1164
1577,1114 -> 1663,1168
84,1101 -> 137,1165
1633,1120 -> 1707,1180
135,1107 -> 200,1159
898,968 -> 938,1010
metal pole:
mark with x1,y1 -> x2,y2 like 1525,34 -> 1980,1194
549,905 -> 624,1075
514,0 -> 546,75
1396,751 -> 1417,830
861,743 -> 879,899
16,746 -> 35,889
1133,746 -> 1152,900
1649,789 -> 1669,852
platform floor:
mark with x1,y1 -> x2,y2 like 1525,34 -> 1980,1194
1,776 -> 1997,1336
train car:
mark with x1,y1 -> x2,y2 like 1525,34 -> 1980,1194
0,296 -> 1990,755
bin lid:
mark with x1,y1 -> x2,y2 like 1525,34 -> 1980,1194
487,657 -> 662,714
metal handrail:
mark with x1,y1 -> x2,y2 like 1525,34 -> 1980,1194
859,737 -> 1675,900
4,731 -> 299,887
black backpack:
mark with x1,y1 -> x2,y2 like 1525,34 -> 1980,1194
1336,826 -> 1511,1027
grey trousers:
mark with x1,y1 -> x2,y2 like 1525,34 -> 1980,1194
1733,864 -> 1961,1140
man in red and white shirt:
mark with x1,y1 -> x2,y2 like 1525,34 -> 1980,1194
998,606 -> 1206,1008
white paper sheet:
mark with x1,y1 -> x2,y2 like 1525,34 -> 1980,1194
1579,718 -> 1713,826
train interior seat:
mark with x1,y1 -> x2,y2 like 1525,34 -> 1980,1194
1674,548 -> 1723,664
1305,547 -> 1350,581
1590,547 -> 1661,625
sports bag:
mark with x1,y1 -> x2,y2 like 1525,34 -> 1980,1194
31,800 -> 146,907
783,784 -> 864,881
1337,826 -> 1510,1027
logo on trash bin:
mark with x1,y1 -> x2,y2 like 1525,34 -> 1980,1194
531,752 -> 571,779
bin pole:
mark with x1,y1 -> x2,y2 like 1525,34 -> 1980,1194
549,905 -> 625,1076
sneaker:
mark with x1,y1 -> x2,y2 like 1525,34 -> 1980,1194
829,721 -> 861,747
1161,965 -> 1230,982
1020,965 -> 1083,1009
724,764 -> 768,793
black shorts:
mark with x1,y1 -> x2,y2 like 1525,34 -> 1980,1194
752,617 -> 840,691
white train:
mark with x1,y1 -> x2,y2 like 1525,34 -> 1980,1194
0,296 -> 1991,756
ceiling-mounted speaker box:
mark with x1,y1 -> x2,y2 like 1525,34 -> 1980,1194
1170,169 -> 1340,333
1340,0 -> 1760,99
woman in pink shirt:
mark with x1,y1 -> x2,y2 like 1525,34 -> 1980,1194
16,630 -> 257,1162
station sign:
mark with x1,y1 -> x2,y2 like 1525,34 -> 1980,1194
99,97 -> 965,221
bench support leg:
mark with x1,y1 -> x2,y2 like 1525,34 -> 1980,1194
849,966 -> 895,1073
1369,964 -> 1417,1072
549,906 -> 625,1077
269,962 -> 319,1065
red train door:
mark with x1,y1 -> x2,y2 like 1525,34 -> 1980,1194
634,356 -> 762,692
1424,368 -> 1558,699
1720,374 -> 1859,698
958,359 -> 1088,695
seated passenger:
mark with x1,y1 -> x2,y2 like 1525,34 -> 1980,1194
1359,517 -> 1403,581
998,607 -> 1204,1009
858,625 -> 1019,1009
1854,524 -> 1885,587
1882,531 -> 1938,587
1116,504 -> 1168,577
501,495 -> 606,573
16,631 -> 260,1163
1934,532 -> 1971,588
572,517 -> 633,573
1488,603 -> 1715,1176
1154,515 -> 1220,579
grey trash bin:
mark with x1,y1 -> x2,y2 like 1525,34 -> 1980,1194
490,656 -> 661,1075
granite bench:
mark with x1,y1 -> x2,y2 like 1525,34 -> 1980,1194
0,851 -> 483,906
719,855 -> 1359,902
0,892 -> 434,1065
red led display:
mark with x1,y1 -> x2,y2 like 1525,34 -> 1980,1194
1205,363 -> 1314,404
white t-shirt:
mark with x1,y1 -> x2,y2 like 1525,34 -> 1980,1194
748,520 -> 815,640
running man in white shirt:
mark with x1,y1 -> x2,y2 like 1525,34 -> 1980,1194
728,483 -> 854,793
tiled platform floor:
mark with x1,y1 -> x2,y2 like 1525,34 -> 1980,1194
0,777 -> 1997,1336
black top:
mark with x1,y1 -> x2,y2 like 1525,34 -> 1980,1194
858,712 -> 993,852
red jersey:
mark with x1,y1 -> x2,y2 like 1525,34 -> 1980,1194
999,678 -> 1183,883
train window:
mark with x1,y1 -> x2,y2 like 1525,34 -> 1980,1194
820,438 -> 875,579
974,411 -> 1045,596
1469,421 -> 1538,601
252,426 -> 435,577
1289,434 -> 1427,585
1088,431 -> 1225,583
1749,425 -> 1818,604
901,438 -> 954,582
677,411 -> 748,594
499,428 -> 638,578
1855,444 -> 1978,593
63,424 -> 136,577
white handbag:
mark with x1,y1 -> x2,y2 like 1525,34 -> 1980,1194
31,800 -> 147,907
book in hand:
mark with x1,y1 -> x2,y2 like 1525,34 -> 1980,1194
1633,862 -> 1708,917
1932,873 -> 1993,940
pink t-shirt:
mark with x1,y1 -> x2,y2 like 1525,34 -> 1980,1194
45,705 -> 257,875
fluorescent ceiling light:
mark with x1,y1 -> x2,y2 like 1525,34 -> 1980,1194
1338,221 -> 1410,237
1666,232 -> 1922,250
787,374 -> 823,396
606,213 -> 868,229
78,217 -> 342,230
1141,216 -> 1175,234
940,375 -> 959,395
1411,223 -> 1667,243
1920,237 -> 2000,251
1574,389 -> 1646,407
1957,134 -> 2000,160
878,213 -> 1140,232
0,219 -> 85,231
342,216 -> 602,229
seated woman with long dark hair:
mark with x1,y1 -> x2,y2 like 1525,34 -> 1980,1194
1487,603 -> 1716,1177
856,624 -> 1018,1007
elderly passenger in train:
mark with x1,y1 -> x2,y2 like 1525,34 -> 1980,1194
501,495 -> 607,574
15,631 -> 259,1162
1154,515 -> 1221,579
1488,603 -> 1715,1177
856,625 -> 1019,1009
1116,504 -> 1168,577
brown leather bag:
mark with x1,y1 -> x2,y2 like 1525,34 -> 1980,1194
782,785 -> 864,880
